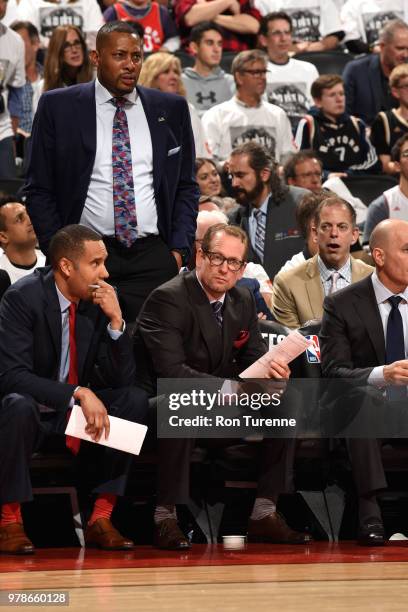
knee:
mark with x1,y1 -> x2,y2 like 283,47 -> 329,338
117,386 -> 150,422
1,393 -> 37,425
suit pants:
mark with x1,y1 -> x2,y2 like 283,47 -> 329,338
0,386 -> 149,505
347,439 -> 387,497
157,437 -> 296,505
103,235 -> 179,323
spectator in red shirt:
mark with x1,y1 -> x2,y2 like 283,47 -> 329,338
173,0 -> 261,51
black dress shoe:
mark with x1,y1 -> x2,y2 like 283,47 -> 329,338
248,513 -> 313,544
154,518 -> 191,550
357,521 -> 385,546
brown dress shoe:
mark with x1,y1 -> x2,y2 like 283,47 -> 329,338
154,518 -> 191,550
84,518 -> 135,550
0,523 -> 34,555
248,513 -> 313,544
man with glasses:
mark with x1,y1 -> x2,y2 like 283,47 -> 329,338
202,49 -> 295,163
284,150 -> 323,193
136,223 -> 312,549
272,196 -> 372,328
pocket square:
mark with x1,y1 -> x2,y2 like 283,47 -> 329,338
168,146 -> 181,156
233,330 -> 249,349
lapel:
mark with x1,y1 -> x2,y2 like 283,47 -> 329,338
351,275 -> 384,364
75,82 -> 97,155
137,86 -> 168,196
184,272 -> 223,372
305,256 -> 325,319
221,290 -> 241,367
43,270 -> 62,362
263,194 -> 275,265
75,300 -> 99,383
368,54 -> 386,111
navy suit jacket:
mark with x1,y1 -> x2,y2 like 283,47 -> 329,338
343,53 -> 396,126
0,267 -> 136,414
25,81 -> 199,254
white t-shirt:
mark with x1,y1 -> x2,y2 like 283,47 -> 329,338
265,58 -> 319,132
201,96 -> 296,162
0,250 -> 46,284
2,0 -> 19,26
341,0 -> 408,44
243,261 -> 273,296
384,185 -> 408,220
188,102 -> 210,158
0,24 -> 25,142
16,0 -> 103,47
276,251 -> 307,276
253,0 -> 343,40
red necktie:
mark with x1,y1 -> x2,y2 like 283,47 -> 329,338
66,303 -> 81,455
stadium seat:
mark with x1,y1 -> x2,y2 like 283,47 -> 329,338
293,50 -> 356,75
342,174 -> 398,206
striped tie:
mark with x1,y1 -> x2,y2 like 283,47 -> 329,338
112,97 -> 137,247
211,301 -> 223,327
253,209 -> 266,261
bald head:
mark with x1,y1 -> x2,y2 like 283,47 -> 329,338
370,219 -> 408,292
370,219 -> 408,251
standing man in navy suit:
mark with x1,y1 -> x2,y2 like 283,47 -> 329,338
25,21 -> 199,321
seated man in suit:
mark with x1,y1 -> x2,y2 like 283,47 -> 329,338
272,196 -> 373,328
320,218 -> 408,545
0,224 -> 148,554
137,223 -> 312,549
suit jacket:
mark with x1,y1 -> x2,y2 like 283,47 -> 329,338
25,82 -> 199,254
0,267 -> 136,412
136,271 -> 266,384
229,186 -> 308,281
343,53 -> 395,126
272,254 -> 374,329
320,274 -> 385,382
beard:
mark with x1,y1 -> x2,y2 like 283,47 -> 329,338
232,174 -> 266,205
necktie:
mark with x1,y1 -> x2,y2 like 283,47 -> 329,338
112,97 -> 137,247
385,295 -> 406,401
211,301 -> 223,327
329,271 -> 340,295
66,303 -> 81,455
253,209 -> 266,261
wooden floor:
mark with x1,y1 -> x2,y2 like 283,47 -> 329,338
1,544 -> 408,611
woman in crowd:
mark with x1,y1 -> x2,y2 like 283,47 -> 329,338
43,25 -> 93,92
138,52 -> 208,157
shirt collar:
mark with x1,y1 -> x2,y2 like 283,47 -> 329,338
318,255 -> 352,283
371,271 -> 408,305
55,283 -> 72,314
195,271 -> 226,305
251,194 -> 269,218
235,95 -> 262,109
95,77 -> 138,107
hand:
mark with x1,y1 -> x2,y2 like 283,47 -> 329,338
257,312 -> 267,320
91,280 -> 123,329
228,0 -> 241,14
74,387 -> 110,442
383,360 -> 408,385
327,172 -> 348,179
294,41 -> 310,53
267,357 -> 290,380
171,250 -> 182,270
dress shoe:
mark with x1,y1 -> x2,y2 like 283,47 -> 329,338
154,518 -> 191,550
0,523 -> 34,555
248,513 -> 313,544
84,518 -> 134,550
357,521 -> 385,546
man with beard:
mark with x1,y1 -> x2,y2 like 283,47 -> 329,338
228,141 -> 308,280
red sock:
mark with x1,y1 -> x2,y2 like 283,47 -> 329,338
88,494 -> 117,526
0,503 -> 22,527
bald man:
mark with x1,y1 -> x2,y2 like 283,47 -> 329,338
320,219 -> 408,545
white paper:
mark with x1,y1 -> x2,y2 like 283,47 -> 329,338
65,405 -> 147,456
240,330 -> 313,378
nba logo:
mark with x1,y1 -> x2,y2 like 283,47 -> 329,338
305,335 -> 321,364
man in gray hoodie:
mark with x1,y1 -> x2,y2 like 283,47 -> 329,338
182,21 -> 235,118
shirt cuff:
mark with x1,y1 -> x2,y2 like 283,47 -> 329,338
107,320 -> 125,340
367,366 -> 385,387
70,385 -> 81,408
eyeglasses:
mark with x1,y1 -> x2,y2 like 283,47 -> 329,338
400,150 -> 408,158
202,249 -> 245,271
295,171 -> 322,179
240,69 -> 268,77
396,84 -> 408,90
63,40 -> 82,52
268,29 -> 291,37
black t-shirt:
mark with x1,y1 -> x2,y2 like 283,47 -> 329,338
370,109 -> 408,155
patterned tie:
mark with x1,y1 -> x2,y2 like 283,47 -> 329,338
329,271 -> 340,294
66,303 -> 81,455
385,296 -> 406,401
112,97 -> 137,247
253,209 -> 266,261
211,301 -> 223,327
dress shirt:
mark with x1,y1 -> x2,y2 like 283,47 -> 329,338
248,194 -> 269,257
318,255 -> 352,296
368,272 -> 408,387
81,79 -> 158,238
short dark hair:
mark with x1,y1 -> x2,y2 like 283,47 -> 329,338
49,224 -> 102,269
201,223 -> 249,262
0,195 -> 25,232
283,150 -> 322,182
259,11 -> 292,36
10,20 -> 39,41
96,21 -> 140,50
190,21 -> 223,44
391,133 -> 408,161
315,196 -> 357,227
295,191 -> 330,239
311,74 -> 343,100
121,20 -> 144,40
